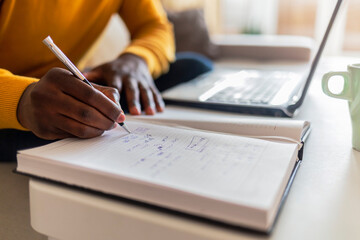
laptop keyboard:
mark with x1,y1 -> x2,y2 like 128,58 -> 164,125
205,72 -> 290,105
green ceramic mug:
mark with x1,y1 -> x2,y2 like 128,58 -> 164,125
322,63 -> 360,151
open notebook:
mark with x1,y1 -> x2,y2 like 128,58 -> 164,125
17,116 -> 310,232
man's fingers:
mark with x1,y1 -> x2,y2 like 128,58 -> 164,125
106,74 -> 123,92
151,86 -> 165,112
93,83 -> 121,108
55,114 -> 105,139
48,128 -> 74,140
19,67 -> 121,141
32,121 -> 74,140
138,82 -> 156,115
124,77 -> 141,115
55,93 -> 116,131
83,69 -> 103,83
92,83 -> 126,123
82,54 -> 163,117
58,71 -> 122,123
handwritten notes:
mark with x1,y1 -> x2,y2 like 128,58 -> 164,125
110,125 -> 266,184
22,120 -> 297,206
33,122 -> 274,197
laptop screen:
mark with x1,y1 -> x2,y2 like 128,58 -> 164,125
287,0 -> 343,112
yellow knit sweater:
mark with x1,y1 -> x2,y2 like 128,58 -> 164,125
0,0 -> 175,130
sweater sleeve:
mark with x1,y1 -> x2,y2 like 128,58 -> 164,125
118,0 -> 175,78
0,69 -> 38,130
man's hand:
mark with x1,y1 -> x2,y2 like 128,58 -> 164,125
83,53 -> 164,115
17,68 -> 125,140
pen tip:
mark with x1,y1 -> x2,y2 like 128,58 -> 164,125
119,122 -> 131,133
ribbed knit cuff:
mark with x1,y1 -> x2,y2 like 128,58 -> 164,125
0,70 -> 38,130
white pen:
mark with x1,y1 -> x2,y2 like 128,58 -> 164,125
43,36 -> 131,134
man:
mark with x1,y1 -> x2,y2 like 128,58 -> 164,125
0,0 -> 176,160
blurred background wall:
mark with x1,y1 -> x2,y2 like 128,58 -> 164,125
162,0 -> 357,55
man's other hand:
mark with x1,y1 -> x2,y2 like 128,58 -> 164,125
84,53 -> 165,115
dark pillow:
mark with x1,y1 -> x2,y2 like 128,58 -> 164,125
167,9 -> 219,59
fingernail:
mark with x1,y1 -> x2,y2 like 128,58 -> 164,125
145,106 -> 155,115
130,106 -> 141,115
157,105 -> 164,112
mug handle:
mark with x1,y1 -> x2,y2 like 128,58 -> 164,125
322,71 -> 352,101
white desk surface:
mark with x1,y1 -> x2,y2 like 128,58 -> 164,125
2,57 -> 360,240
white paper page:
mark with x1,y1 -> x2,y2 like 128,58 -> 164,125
128,107 -> 310,142
21,121 -> 297,208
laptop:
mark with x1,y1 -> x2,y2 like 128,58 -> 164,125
162,0 -> 343,117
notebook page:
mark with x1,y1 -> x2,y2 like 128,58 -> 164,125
20,121 -> 297,208
129,111 -> 309,142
